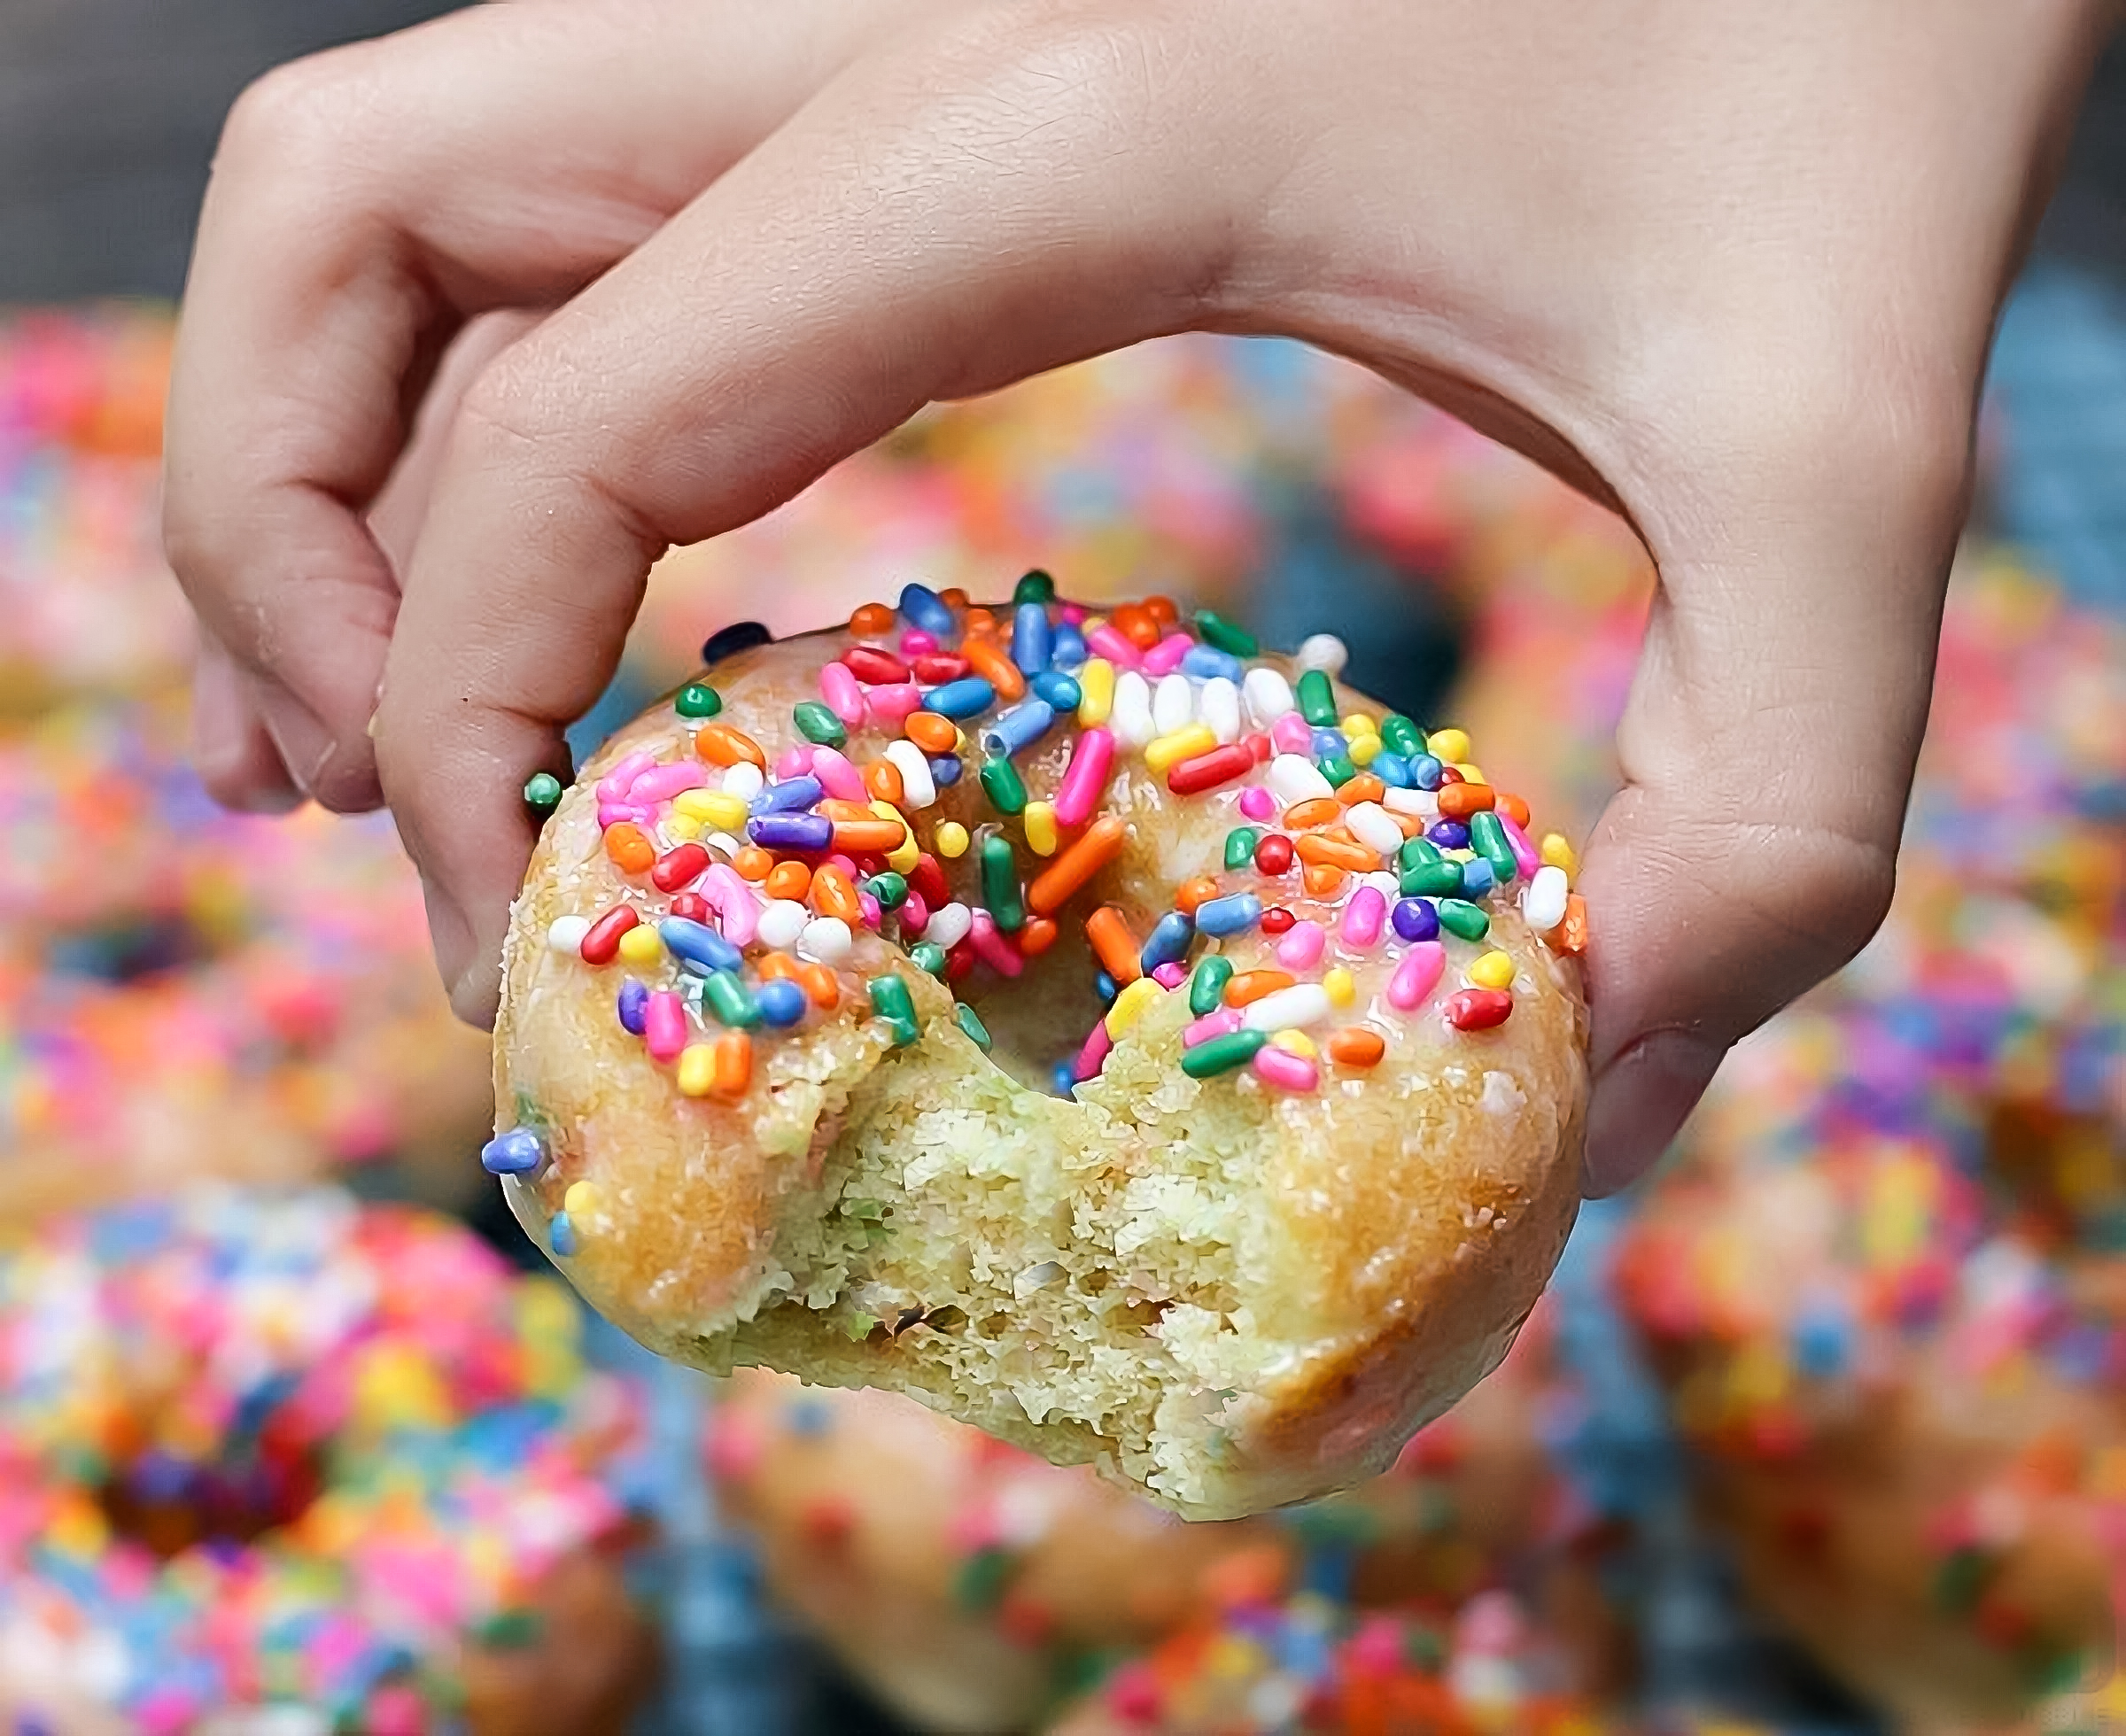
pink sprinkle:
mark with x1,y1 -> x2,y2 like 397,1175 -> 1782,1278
1183,1007 -> 1242,1046
1253,1044 -> 1320,1093
1053,727 -> 1115,827
1151,961 -> 1188,989
899,629 -> 938,657
899,891 -> 930,935
1238,787 -> 1276,822
819,660 -> 865,727
644,991 -> 687,1062
857,892 -> 882,928
1085,624 -> 1143,670
1499,813 -> 1542,879
826,852 -> 859,879
774,744 -> 813,781
1276,920 -> 1326,971
968,911 -> 1024,978
1059,603 -> 1087,625
1073,1019 -> 1114,1081
1270,712 -> 1314,756
594,750 -> 656,802
1340,885 -> 1386,949
1387,941 -> 1446,1011
632,762 -> 708,802
1141,632 -> 1194,677
811,747 -> 867,802
865,683 -> 923,726
596,802 -> 651,829
702,866 -> 759,946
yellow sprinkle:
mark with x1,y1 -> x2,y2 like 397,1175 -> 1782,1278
1076,657 -> 1116,727
1426,727 -> 1470,763
1269,1028 -> 1317,1058
1023,800 -> 1059,856
1346,733 -> 1382,767
1469,950 -> 1517,990
1323,966 -> 1356,1007
1540,833 -> 1579,875
617,925 -> 663,965
1340,712 -> 1378,740
1144,723 -> 1217,774
1446,847 -> 1475,862
676,1044 -> 718,1098
663,815 -> 703,841
563,1180 -> 601,1219
1104,977 -> 1165,1039
934,821 -> 971,859
673,790 -> 749,831
873,800 -> 920,872
1455,762 -> 1486,785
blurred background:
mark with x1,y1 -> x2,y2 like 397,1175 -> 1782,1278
1,5 -> 2122,1733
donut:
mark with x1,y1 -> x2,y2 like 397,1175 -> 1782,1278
494,583 -> 1590,1518
0,1187 -> 654,1733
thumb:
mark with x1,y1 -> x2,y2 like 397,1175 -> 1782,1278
1577,408 -> 1972,1195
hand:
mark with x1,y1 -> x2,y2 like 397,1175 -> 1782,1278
164,0 -> 2115,1192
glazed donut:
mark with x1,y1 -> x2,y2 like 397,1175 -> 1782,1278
495,583 -> 1590,1518
0,1188 -> 654,1733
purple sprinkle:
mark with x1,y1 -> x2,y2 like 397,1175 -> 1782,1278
1392,897 -> 1439,942
617,978 -> 650,1035
1151,962 -> 1189,989
1427,819 -> 1470,849
749,773 -> 824,816
748,812 -> 834,851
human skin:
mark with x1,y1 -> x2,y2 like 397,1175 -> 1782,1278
162,0 -> 2118,1193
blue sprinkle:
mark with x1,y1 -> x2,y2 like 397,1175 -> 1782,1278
480,1128 -> 542,1175
1180,645 -> 1244,683
928,754 -> 963,788
1094,969 -> 1119,1006
1790,1299 -> 1852,1377
787,1399 -> 833,1437
1194,893 -> 1263,937
617,978 -> 649,1035
1428,819 -> 1470,850
1391,898 -> 1439,942
1031,670 -> 1082,711
757,978 -> 809,1029
1051,1059 -> 1079,1097
1408,753 -> 1444,791
1372,750 -> 1412,788
1012,601 -> 1053,675
1138,910 -> 1194,974
898,581 -> 955,637
1460,856 -> 1495,896
700,621 -> 772,664
924,676 -> 997,720
1051,622 -> 1088,670
749,773 -> 824,815
748,812 -> 834,851
659,918 -> 743,973
548,1212 -> 578,1259
980,698 -> 1055,759
1310,725 -> 1349,762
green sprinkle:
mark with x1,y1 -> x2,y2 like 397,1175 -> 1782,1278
522,771 -> 563,816
1398,836 -> 1441,871
792,700 -> 846,748
1188,955 -> 1235,1017
1320,754 -> 1358,790
1401,859 -> 1464,899
955,1003 -> 993,1050
980,756 -> 1028,817
843,1313 -> 881,1341
1931,1546 -> 1995,1615
1195,610 -> 1258,658
475,1609 -> 545,1651
700,970 -> 761,1028
909,942 -> 948,977
866,871 -> 909,911
1013,570 -> 1056,606
675,683 -> 722,720
952,1546 -> 1018,1612
1378,713 -> 1421,756
1223,826 -> 1261,871
981,834 -> 1024,933
1469,810 -> 1518,884
1181,1028 -> 1268,1078
868,973 -> 917,1027
1436,898 -> 1491,942
1297,668 -> 1338,727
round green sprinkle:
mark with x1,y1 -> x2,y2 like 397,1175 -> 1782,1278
523,771 -> 563,815
1013,570 -> 1057,606
909,941 -> 948,977
1469,810 -> 1518,884
792,700 -> 846,748
1189,954 -> 1235,1018
1223,826 -> 1261,871
866,871 -> 909,911
1401,859 -> 1464,899
980,756 -> 1028,817
1297,669 -> 1338,727
1398,835 -> 1442,871
1437,898 -> 1492,942
1320,754 -> 1359,790
1194,610 -> 1258,658
980,833 -> 1025,933
1181,1028 -> 1268,1078
954,1003 -> 993,1050
675,683 -> 723,720
701,970 -> 762,1028
1378,713 -> 1422,757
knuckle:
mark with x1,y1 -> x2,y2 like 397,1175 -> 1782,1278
217,43 -> 389,182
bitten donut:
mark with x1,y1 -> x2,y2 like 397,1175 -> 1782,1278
494,580 -> 1590,1518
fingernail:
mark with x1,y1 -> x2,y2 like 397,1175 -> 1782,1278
190,657 -> 305,814
253,685 -> 339,798
418,879 -> 502,1032
1581,1029 -> 1726,1197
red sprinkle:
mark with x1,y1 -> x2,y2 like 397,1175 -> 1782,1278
1260,907 -> 1295,935
1253,833 -> 1294,876
1167,742 -> 1255,796
579,905 -> 640,965
667,892 -> 710,924
650,842 -> 711,892
842,645 -> 911,685
944,941 -> 977,982
909,854 -> 950,910
1245,732 -> 1273,762
912,652 -> 969,685
1443,988 -> 1514,1030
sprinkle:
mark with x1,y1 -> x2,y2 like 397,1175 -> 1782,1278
480,1129 -> 542,1175
722,761 -> 767,802
1242,667 -> 1297,727
967,910 -> 1025,976
792,701 -> 846,748
834,815 -> 909,855
1460,856 -> 1496,897
924,677 -> 995,720
547,915 -> 591,954
1023,801 -> 1060,856
1303,861 -> 1346,897
1031,670 -> 1082,711
651,842 -> 711,893
578,905 -> 640,965
702,621 -> 772,663
1346,732 -> 1381,767
644,990 -> 689,1060
980,756 -> 1028,817
1110,671 -> 1156,748
865,683 -> 923,727
866,871 -> 909,911
1294,633 -> 1349,675
963,636 -> 1025,700
1401,856 -> 1463,899
1238,787 -> 1276,822
883,740 -> 939,808
1012,602 -> 1053,675
757,979 -> 808,1028
1383,786 -> 1439,819
898,581 -> 954,636
677,1043 -> 717,1097
524,771 -> 563,815
811,865 -> 862,924
1179,644 -> 1244,686
1142,633 -> 1193,678
1193,676 -> 1242,746
935,821 -> 971,859
1427,727 -> 1471,764
748,812 -> 833,852
1438,781 -> 1496,821
955,1003 -> 993,1050
710,1030 -> 754,1095
674,789 -> 750,831
926,903 -> 974,952
844,643 -> 912,685
674,682 -> 724,721
1323,966 -> 1356,1006
1086,624 -> 1143,670
850,601 -> 895,636
1188,955 -> 1236,1017
1020,916 -> 1059,957
1270,712 -> 1315,756
617,923 -> 663,966
1195,893 -> 1263,938
1074,1019 -> 1115,1081
1053,726 -> 1116,827
751,773 -> 824,815
1223,827 -> 1261,870
1557,893 -> 1590,954
1013,570 -> 1057,605
800,917 -> 854,965
1252,1044 -> 1319,1093
1027,816 -> 1128,915
596,749 -> 656,801
1327,1028 -> 1386,1069
1523,865 -> 1570,933
1463,950 -> 1517,993
1540,833 -> 1579,874
1194,610 -> 1258,657
1340,886 -> 1387,948
695,724 -> 766,768
1276,921 -> 1327,972
1269,754 -> 1333,804
603,823 -> 656,874
1297,669 -> 1338,727
1106,977 -> 1166,1038
1051,622 -> 1087,670
904,711 -> 958,755
1224,969 -> 1296,1008
1392,898 -> 1439,942
1437,899 -> 1491,942
1181,1029 -> 1268,1078
1085,906 -> 1142,986
1407,754 -> 1445,790
1378,715 -> 1421,756
1183,1006 -> 1244,1047
1145,723 -> 1216,775
699,971 -> 762,1029
982,699 -> 1055,760
1139,911 -> 1195,974
819,663 -> 865,726
1387,942 -> 1447,1011
1319,753 -> 1358,788
1294,833 -> 1377,873
1149,673 -> 1191,736
1254,833 -> 1295,876
980,834 -> 1024,931
1284,796 -> 1343,831
704,866 -> 761,944
1166,741 -> 1253,796
1344,802 -> 1404,859
1076,657 -> 1116,726
1443,987 -> 1513,1030
908,940 -> 947,976
549,1213 -> 578,1258
757,899 -> 809,949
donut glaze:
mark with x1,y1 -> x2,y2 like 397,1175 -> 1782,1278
495,587 -> 1589,1518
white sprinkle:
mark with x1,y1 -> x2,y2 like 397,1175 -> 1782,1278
1268,753 -> 1333,804
1242,667 -> 1295,727
1198,677 -> 1242,744
757,898 -> 809,950
799,917 -> 854,965
1152,672 -> 1194,736
547,915 -> 591,954
1294,632 -> 1349,676
1523,864 -> 1570,932
1383,787 -> 1439,819
1481,1071 -> 1527,1120
1241,984 -> 1334,1033
882,739 -> 937,809
1344,801 -> 1403,857
1361,870 -> 1401,903
1111,671 -> 1157,749
703,831 -> 745,860
925,902 -> 973,951
721,761 -> 765,801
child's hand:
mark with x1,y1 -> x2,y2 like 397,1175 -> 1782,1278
164,0 -> 2114,1191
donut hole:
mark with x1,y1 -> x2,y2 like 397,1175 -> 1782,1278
950,924 -> 1109,1093
97,1443 -> 323,1556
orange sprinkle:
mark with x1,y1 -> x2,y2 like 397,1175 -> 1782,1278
764,860 -> 813,902
1558,893 -> 1590,955
1392,810 -> 1430,840
1436,781 -> 1496,820
1224,969 -> 1296,1008
711,1030 -> 752,1097
1326,1027 -> 1387,1069
1111,603 -> 1160,649
797,962 -> 841,1009
904,711 -> 958,755
1294,833 -> 1377,873
602,823 -> 656,876
819,799 -> 876,824
1084,906 -> 1142,986
757,951 -> 800,981
850,601 -> 895,638
833,818 -> 907,854
1337,773 -> 1387,807
1496,792 -> 1531,828
811,864 -> 861,923
1027,816 -> 1129,916
733,847 -> 773,882
962,636 -> 1025,701
865,759 -> 905,806
1302,862 -> 1347,898
938,587 -> 970,612
961,607 -> 996,638
1282,797 -> 1343,832
1143,594 -> 1178,629
1173,875 -> 1220,916
1018,917 -> 1059,957
694,723 -> 765,768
